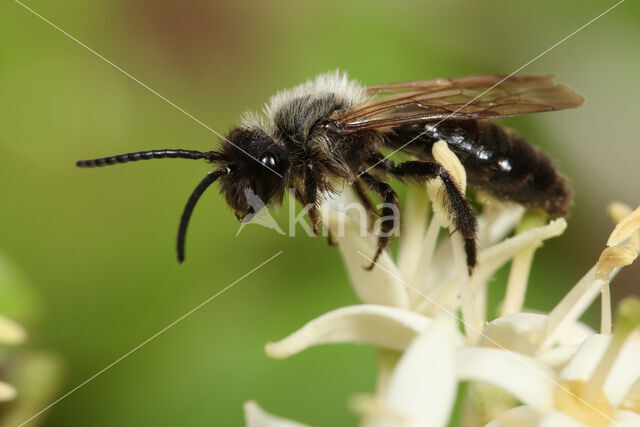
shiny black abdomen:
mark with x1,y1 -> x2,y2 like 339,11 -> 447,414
386,120 -> 570,216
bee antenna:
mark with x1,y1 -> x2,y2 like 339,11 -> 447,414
177,168 -> 229,264
76,149 -> 225,168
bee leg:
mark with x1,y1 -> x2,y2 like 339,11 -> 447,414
304,162 -> 319,235
387,160 -> 477,274
358,171 -> 400,270
352,180 -> 378,230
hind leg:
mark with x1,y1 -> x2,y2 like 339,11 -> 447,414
375,158 -> 478,274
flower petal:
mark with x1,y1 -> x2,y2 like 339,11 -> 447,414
536,346 -> 582,369
265,305 -> 432,359
0,314 -> 26,344
560,333 -> 640,407
244,401 -> 309,427
416,236 -> 455,300
374,348 -> 402,397
620,378 -> 640,413
479,312 -> 593,362
554,322 -> 595,348
537,411 -> 585,427
413,278 -> 458,317
322,190 -> 409,308
560,335 -> 609,382
615,410 -> 640,426
478,313 -> 547,356
457,347 -> 556,412
351,395 -> 405,426
410,218 -> 442,298
0,380 -> 17,402
605,334 -> 640,407
486,405 -> 540,427
477,198 -> 525,246
382,315 -> 458,427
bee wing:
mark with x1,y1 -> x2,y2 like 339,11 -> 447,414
329,74 -> 584,134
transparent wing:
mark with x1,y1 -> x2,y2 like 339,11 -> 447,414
329,74 -> 584,134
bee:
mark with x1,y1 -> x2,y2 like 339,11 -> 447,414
77,71 -> 583,272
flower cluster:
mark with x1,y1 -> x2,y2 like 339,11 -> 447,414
243,142 -> 640,427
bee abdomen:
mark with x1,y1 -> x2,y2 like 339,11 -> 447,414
478,123 -> 570,217
387,121 -> 571,217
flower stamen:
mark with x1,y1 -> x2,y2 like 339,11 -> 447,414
541,207 -> 640,353
597,245 -> 637,335
584,297 -> 640,404
397,185 -> 429,288
501,211 -> 548,317
607,203 -> 640,249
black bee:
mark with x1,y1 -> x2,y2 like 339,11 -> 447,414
77,71 -> 583,272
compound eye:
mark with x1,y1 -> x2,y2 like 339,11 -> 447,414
253,151 -> 284,203
260,153 -> 277,169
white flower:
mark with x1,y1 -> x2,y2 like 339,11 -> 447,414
265,304 -> 434,359
484,298 -> 640,427
0,313 -> 26,403
0,252 -> 64,425
244,401 -> 310,427
0,380 -> 17,402
0,314 -> 27,345
353,314 -> 460,427
245,142 -> 640,426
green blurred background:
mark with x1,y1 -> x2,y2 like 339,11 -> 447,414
1,0 -> 639,425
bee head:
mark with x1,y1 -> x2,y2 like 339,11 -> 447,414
219,127 -> 288,222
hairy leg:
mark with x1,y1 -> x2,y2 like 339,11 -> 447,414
379,159 -> 478,274
358,169 -> 401,270
352,180 -> 378,229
